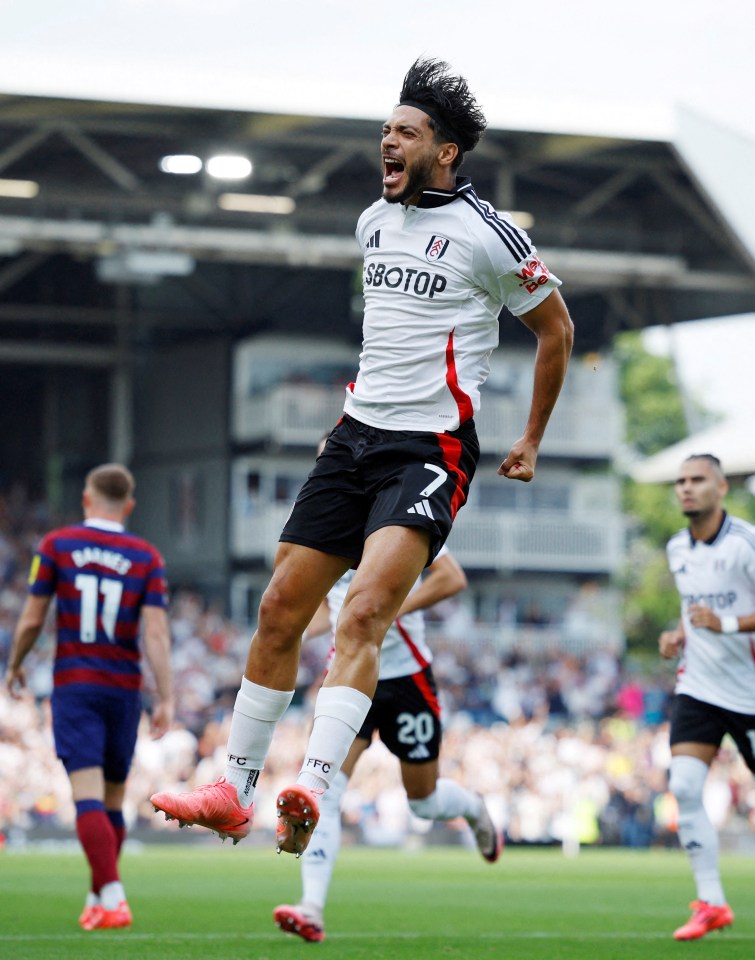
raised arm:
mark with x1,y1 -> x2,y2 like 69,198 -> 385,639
499,288 -> 574,482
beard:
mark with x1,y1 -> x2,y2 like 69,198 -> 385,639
383,153 -> 436,205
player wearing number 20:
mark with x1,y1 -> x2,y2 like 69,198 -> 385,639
6,463 -> 173,931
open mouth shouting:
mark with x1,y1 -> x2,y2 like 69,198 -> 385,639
383,156 -> 405,188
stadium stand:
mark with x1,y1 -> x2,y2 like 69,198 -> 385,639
2,489 -> 753,853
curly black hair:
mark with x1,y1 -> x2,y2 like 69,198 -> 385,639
398,57 -> 487,166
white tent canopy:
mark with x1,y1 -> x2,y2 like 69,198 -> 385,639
629,415 -> 755,483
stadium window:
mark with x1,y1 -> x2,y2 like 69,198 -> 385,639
530,485 -> 569,513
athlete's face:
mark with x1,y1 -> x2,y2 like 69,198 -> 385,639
380,105 -> 455,205
674,458 -> 727,518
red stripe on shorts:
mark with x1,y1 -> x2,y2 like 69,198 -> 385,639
434,432 -> 468,520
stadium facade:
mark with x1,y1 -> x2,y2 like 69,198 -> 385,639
0,94 -> 753,651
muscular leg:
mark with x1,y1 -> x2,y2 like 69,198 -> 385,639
326,526 -> 431,695
298,526 -> 431,792
246,543 -> 351,688
224,543 -> 351,805
150,543 -> 353,842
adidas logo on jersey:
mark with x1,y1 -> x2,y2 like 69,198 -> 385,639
407,744 -> 431,760
366,229 -> 381,249
407,500 -> 434,519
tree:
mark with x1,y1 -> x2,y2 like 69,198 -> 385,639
614,332 -> 688,458
616,332 -> 693,652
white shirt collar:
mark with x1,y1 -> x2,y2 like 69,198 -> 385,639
84,518 -> 125,533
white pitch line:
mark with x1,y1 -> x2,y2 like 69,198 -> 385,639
0,931 -> 753,942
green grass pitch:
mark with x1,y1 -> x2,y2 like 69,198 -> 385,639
1,843 -> 753,960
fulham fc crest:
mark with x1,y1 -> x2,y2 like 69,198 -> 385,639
425,235 -> 450,262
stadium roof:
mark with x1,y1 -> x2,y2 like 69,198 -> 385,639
0,93 -> 754,361
629,415 -> 755,483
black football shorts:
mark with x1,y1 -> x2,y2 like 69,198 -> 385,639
670,693 -> 755,773
357,666 -> 442,763
280,413 -> 479,565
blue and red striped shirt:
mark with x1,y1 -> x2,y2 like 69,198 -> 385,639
28,519 -> 168,692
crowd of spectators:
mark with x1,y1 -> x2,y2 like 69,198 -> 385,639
2,485 -> 754,853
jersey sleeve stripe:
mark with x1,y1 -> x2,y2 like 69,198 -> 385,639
461,189 -> 532,261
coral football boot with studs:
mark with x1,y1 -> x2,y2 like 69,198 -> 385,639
273,903 -> 325,942
275,785 -> 321,856
673,901 -> 734,941
83,901 -> 133,930
150,777 -> 252,844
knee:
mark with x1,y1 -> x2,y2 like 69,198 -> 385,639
408,791 -> 439,820
338,594 -> 388,645
257,585 -> 303,649
669,756 -> 707,809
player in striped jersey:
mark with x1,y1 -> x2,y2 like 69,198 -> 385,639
659,454 -> 755,940
274,540 -> 500,942
6,463 -> 173,931
151,57 -> 572,862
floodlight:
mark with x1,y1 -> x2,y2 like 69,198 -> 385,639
206,155 -> 253,180
508,211 -> 535,230
218,193 -> 295,215
0,178 -> 39,198
159,155 -> 203,175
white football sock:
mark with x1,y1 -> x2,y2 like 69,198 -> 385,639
670,755 -> 726,905
297,686 -> 371,792
408,778 -> 481,822
300,771 -> 348,913
224,678 -> 294,807
99,880 -> 126,910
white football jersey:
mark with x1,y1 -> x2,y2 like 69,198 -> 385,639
343,178 -> 562,432
667,513 -> 755,713
325,548 -> 449,680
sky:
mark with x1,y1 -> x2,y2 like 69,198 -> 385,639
644,315 -> 755,426
1,0 -> 754,142
1,0 -> 754,424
